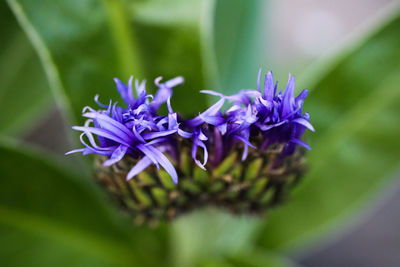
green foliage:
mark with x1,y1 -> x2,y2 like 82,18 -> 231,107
210,0 -> 266,93
131,0 -> 209,115
257,9 -> 400,251
197,249 -> 296,267
0,1 -> 51,135
7,0 -> 210,123
171,209 -> 261,267
0,139 -> 169,266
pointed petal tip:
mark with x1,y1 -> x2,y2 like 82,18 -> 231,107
65,149 -> 84,155
154,76 -> 163,85
102,161 -> 113,167
257,68 -> 262,91
126,171 -> 136,181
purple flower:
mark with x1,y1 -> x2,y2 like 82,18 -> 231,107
67,70 -> 314,183
197,69 -> 314,164
254,70 -> 314,154
67,76 -> 184,184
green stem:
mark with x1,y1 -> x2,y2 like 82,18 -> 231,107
103,0 -> 144,82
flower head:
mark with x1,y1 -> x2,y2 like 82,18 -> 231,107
67,76 -> 184,184
193,69 -> 314,166
68,70 -> 314,184
68,69 -> 315,222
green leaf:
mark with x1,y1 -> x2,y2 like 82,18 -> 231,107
130,0 -> 209,115
205,0 -> 267,94
257,8 -> 400,251
196,249 -> 298,267
7,0 -> 139,123
0,138 -> 168,266
0,1 -> 51,135
171,209 -> 262,267
8,0 -> 210,121
224,249 -> 299,267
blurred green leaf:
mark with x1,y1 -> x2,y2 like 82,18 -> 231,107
224,249 -> 299,267
0,138 -> 169,266
0,2 -> 51,135
196,248 -> 297,267
257,8 -> 400,251
8,0 -> 211,120
130,0 -> 209,115
7,0 -> 140,124
171,209 -> 262,267
208,0 -> 267,93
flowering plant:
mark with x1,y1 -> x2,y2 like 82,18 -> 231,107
66,70 -> 314,222
3,1 -> 399,266
68,70 -> 314,187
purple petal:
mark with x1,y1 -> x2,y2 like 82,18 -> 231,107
145,137 -> 168,146
94,95 -> 109,108
103,145 -> 128,166
198,141 -> 208,167
65,148 -> 87,155
83,112 -> 135,140
282,75 -> 296,118
152,77 -> 179,110
233,134 -> 256,149
142,129 -> 177,140
127,156 -> 153,180
290,138 -> 311,150
203,98 -> 225,116
264,71 -> 274,100
79,132 -> 117,153
187,98 -> 225,127
66,133 -> 116,156
257,68 -> 262,92
292,118 -> 315,132
256,120 -> 287,131
167,98 -> 174,114
165,76 -> 184,88
296,89 -> 308,103
137,144 -> 160,169
192,140 -> 207,170
178,129 -> 193,138
72,126 -> 132,147
135,79 -> 146,99
147,146 -> 178,184
132,126 -> 146,143
218,123 -> 227,135
114,77 -> 135,106
198,130 -> 208,141
257,96 -> 273,109
200,114 -> 225,126
200,90 -> 225,98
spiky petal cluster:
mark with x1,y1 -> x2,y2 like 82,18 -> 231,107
68,70 -> 314,183
67,76 -> 185,183
186,70 -> 314,167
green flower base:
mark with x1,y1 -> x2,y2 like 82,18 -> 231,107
95,144 -> 306,225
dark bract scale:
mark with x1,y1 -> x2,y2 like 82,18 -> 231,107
67,69 -> 314,223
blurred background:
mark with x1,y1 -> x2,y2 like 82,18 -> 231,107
1,0 -> 400,266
